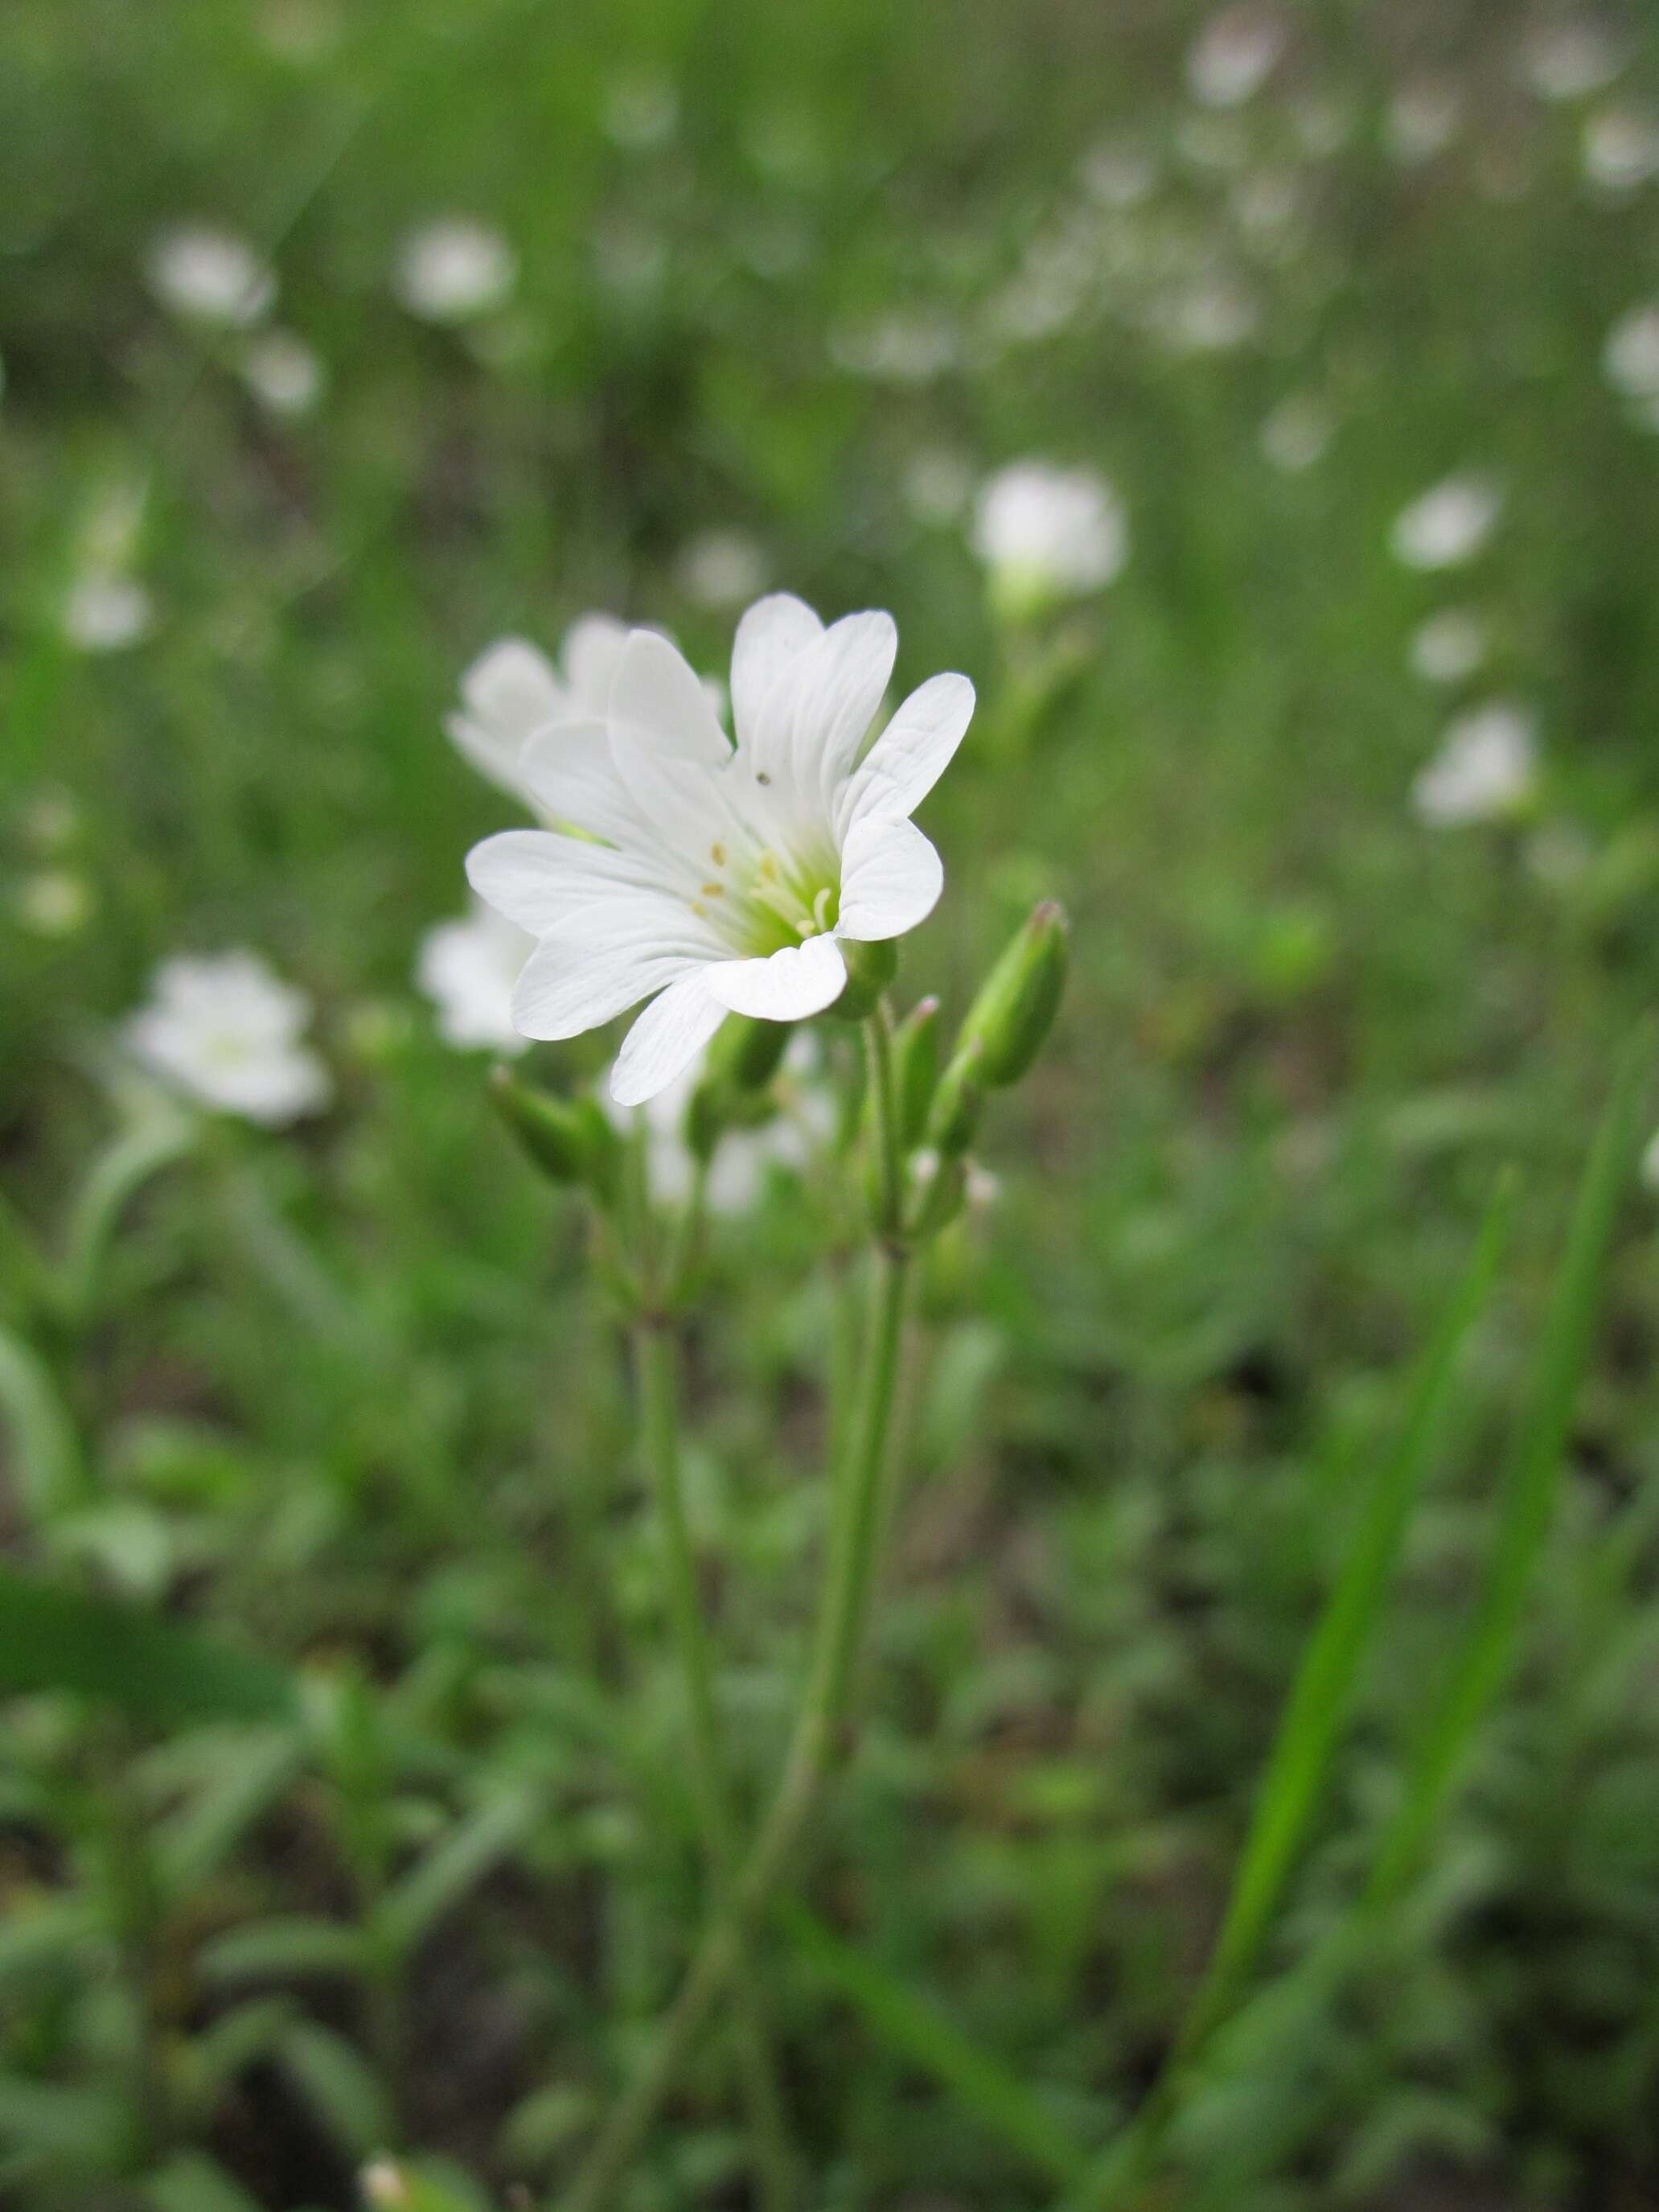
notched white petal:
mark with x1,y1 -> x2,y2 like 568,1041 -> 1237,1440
611,973 -> 729,1104
704,933 -> 848,1020
731,593 -> 823,748
836,815 -> 943,941
511,935 -> 703,1041
848,671 -> 975,824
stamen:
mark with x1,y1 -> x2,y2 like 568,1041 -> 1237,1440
710,841 -> 727,867
701,882 -> 725,898
811,886 -> 835,933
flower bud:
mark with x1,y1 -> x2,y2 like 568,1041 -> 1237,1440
905,1147 -> 967,1239
831,936 -> 898,1022
925,1038 -> 986,1157
893,996 -> 942,1149
956,901 -> 1069,1087
705,1013 -> 790,1092
490,1066 -> 620,1203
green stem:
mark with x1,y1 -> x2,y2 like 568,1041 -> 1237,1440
557,1013 -> 911,2212
630,1318 -> 795,2212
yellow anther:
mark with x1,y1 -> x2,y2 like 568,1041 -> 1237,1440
710,841 -> 727,867
701,882 -> 725,898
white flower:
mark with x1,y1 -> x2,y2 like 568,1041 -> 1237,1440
676,531 -> 769,610
1408,608 -> 1488,685
971,463 -> 1128,611
239,329 -> 325,415
124,951 -> 331,1124
1390,475 -> 1502,569
146,224 -> 276,327
1079,135 -> 1157,208
1521,20 -> 1626,101
1583,105 -> 1659,193
606,1034 -> 834,1213
1385,83 -> 1461,166
902,448 -> 973,525
14,871 -> 94,939
830,310 -> 959,384
394,218 -> 517,323
417,902 -> 534,1053
61,574 -> 154,653
1155,277 -> 1259,355
466,594 -> 973,1104
1186,6 -> 1287,109
1603,303 -> 1659,398
1259,394 -> 1333,472
1411,701 -> 1539,828
447,617 -> 630,803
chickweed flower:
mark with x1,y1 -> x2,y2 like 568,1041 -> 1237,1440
1603,304 -> 1659,400
124,951 -> 331,1124
417,902 -> 533,1053
971,463 -> 1128,618
1186,5 -> 1287,109
1582,105 -> 1659,195
1522,20 -> 1626,102
675,529 -> 769,610
1411,701 -> 1539,828
1390,474 -> 1502,570
394,218 -> 517,323
146,223 -> 276,327
1408,607 -> 1488,685
466,594 -> 974,1103
239,328 -> 326,417
447,618 -> 630,803
60,574 -> 154,654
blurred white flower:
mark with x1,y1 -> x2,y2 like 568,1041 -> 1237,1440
1408,608 -> 1488,685
1521,19 -> 1627,101
1186,6 -> 1287,109
1390,475 -> 1502,570
1230,169 -> 1302,246
466,594 -> 973,1103
902,448 -> 974,525
61,574 -> 154,653
971,463 -> 1128,613
394,218 -> 517,323
239,328 -> 325,416
1641,1127 -> 1659,1194
831,310 -> 959,384
603,75 -> 679,150
676,529 -> 768,610
1078,135 -> 1157,208
18,786 -> 80,853
1155,277 -> 1259,354
448,617 -> 630,804
1259,394 -> 1333,472
1582,105 -> 1659,193
606,1034 -> 834,1214
1602,303 -> 1659,397
1289,90 -> 1356,158
14,870 -> 94,939
1411,701 -> 1539,828
1385,83 -> 1462,166
146,224 -> 276,327
124,951 -> 331,1124
417,902 -> 534,1054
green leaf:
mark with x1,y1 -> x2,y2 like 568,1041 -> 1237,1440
62,1113 -> 195,1322
0,2074 -> 128,2173
0,1325 -> 86,1515
1365,1031 -> 1651,1906
372,1786 -> 540,1959
777,1898 -> 1091,2188
0,1897 -> 100,1984
0,1566 -> 299,1726
200,1917 -> 368,1984
275,2021 -> 393,2156
144,2148 -> 265,2212
154,1727 -> 307,1895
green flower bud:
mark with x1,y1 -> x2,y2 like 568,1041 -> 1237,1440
705,1013 -> 790,1092
956,901 -> 1069,1087
905,1148 -> 967,1240
490,1066 -> 619,1203
893,995 -> 942,1149
830,936 -> 898,1022
925,1038 -> 986,1157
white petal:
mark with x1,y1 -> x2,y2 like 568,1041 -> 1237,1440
511,933 -> 705,1040
836,816 -> 942,941
845,672 -> 974,824
466,828 -> 661,935
749,611 -> 897,804
610,630 -> 732,765
518,719 -> 640,845
703,933 -> 848,1019
730,593 -> 823,749
560,615 -> 630,709
612,974 -> 729,1104
462,637 -> 565,729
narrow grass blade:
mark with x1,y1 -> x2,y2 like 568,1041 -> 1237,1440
0,1324 -> 86,1515
62,1115 -> 194,1322
777,1897 -> 1092,2189
1363,1030 -> 1652,1906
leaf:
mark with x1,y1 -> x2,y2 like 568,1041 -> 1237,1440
144,2149 -> 265,2212
275,2021 -> 393,2156
200,1917 -> 368,1984
154,1727 -> 307,1895
1365,1030 -> 1652,1906
62,1112 -> 195,1322
372,1786 -> 540,1959
0,1897 -> 100,1984
0,2074 -> 127,2172
777,1898 -> 1091,2188
0,1325 -> 85,1515
0,1566 -> 299,1726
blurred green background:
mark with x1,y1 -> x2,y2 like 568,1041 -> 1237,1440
6,2 -> 1659,2207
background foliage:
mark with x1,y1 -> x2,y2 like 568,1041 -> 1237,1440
4,2 -> 1659,2207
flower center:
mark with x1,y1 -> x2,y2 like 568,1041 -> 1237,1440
689,831 -> 840,956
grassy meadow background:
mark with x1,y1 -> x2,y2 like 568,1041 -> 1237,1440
6,1 -> 1659,2206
